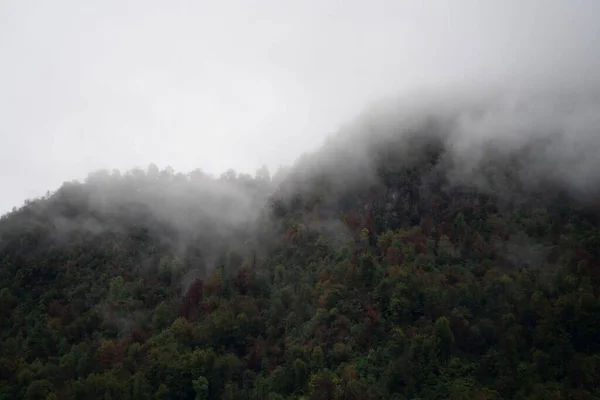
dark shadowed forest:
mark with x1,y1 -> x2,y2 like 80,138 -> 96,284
2,90 -> 600,399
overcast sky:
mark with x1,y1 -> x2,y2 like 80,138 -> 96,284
1,0 -> 599,212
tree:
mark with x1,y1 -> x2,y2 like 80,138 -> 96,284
308,369 -> 340,400
311,346 -> 325,371
293,358 -> 309,390
24,380 -> 54,400
256,165 -> 271,183
434,316 -> 455,361
154,384 -> 170,400
109,276 -> 127,302
193,376 -> 209,400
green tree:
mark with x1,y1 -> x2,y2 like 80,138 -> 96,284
434,316 -> 455,359
311,346 -> 326,371
193,376 -> 209,400
24,380 -> 54,400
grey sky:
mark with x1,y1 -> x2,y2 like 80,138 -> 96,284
1,0 -> 599,213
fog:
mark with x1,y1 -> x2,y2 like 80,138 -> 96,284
2,0 -> 600,213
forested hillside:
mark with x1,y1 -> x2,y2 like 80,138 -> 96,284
2,92 -> 600,399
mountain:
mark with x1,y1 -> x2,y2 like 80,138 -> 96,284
2,90 -> 600,399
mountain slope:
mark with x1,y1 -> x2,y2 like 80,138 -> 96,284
2,92 -> 600,399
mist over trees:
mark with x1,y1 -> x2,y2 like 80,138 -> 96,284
2,87 -> 600,399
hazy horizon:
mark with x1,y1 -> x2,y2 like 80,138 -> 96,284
2,0 -> 600,213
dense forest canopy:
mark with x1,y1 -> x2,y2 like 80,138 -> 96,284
2,88 -> 600,399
